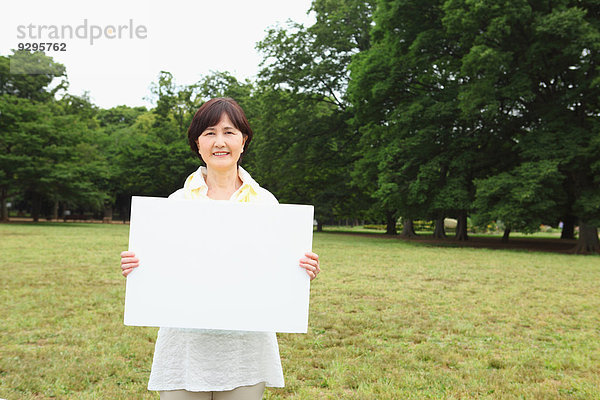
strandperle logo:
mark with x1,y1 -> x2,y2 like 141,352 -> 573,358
16,19 -> 148,45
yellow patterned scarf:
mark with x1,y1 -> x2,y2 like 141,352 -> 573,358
182,166 -> 260,203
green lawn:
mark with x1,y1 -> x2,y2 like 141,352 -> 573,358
1,223 -> 598,399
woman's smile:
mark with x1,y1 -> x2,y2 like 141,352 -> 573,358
196,113 -> 247,170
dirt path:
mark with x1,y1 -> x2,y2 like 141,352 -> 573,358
324,231 -> 580,254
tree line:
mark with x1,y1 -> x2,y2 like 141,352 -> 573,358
1,0 -> 599,253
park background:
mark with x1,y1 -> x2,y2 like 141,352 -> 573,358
1,0 -> 599,399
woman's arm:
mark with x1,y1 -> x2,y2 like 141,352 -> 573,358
299,252 -> 320,281
120,251 -> 139,277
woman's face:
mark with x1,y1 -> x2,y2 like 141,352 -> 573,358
196,113 -> 247,171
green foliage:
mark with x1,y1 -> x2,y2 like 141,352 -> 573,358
248,88 -> 364,222
2,0 -> 600,238
473,160 -> 562,232
96,105 -> 147,129
348,0 -> 482,224
257,0 -> 374,109
253,0 -> 376,222
446,0 -> 600,230
0,50 -> 67,101
348,0 -> 600,241
0,94 -> 106,217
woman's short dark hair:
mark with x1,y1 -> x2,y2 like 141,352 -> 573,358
187,97 -> 253,163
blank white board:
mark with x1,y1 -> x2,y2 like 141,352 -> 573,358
124,196 -> 314,333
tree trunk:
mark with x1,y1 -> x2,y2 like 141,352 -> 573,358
385,211 -> 398,235
121,198 -> 131,223
454,213 -> 469,241
574,222 -> 600,254
31,192 -> 41,222
103,203 -> 113,224
501,227 -> 511,243
317,220 -> 323,232
0,187 -> 8,222
561,216 -> 575,240
400,217 -> 417,237
52,200 -> 59,221
433,218 -> 446,239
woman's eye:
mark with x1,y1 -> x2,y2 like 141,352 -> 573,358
203,132 -> 214,135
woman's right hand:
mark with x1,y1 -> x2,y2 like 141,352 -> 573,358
120,251 -> 140,277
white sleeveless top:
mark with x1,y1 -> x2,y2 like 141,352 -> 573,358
147,166 -> 285,391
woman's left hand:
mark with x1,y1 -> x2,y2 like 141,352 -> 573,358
300,252 -> 320,281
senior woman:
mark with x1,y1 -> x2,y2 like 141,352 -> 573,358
120,98 -> 320,400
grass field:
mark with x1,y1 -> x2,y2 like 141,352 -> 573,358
1,222 -> 599,399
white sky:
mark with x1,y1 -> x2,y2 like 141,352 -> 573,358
0,0 -> 315,109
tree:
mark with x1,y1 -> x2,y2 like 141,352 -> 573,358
0,51 -> 71,221
255,0 -> 376,228
1,50 -> 67,101
249,87 -> 363,229
0,94 -> 37,220
446,0 -> 600,252
350,0 -> 600,249
348,0 -> 491,239
257,0 -> 374,109
473,161 -> 562,242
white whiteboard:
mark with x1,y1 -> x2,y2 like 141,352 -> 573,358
124,196 -> 314,333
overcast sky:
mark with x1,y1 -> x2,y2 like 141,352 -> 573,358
1,0 -> 315,109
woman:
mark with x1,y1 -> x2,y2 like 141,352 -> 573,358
120,98 -> 320,400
